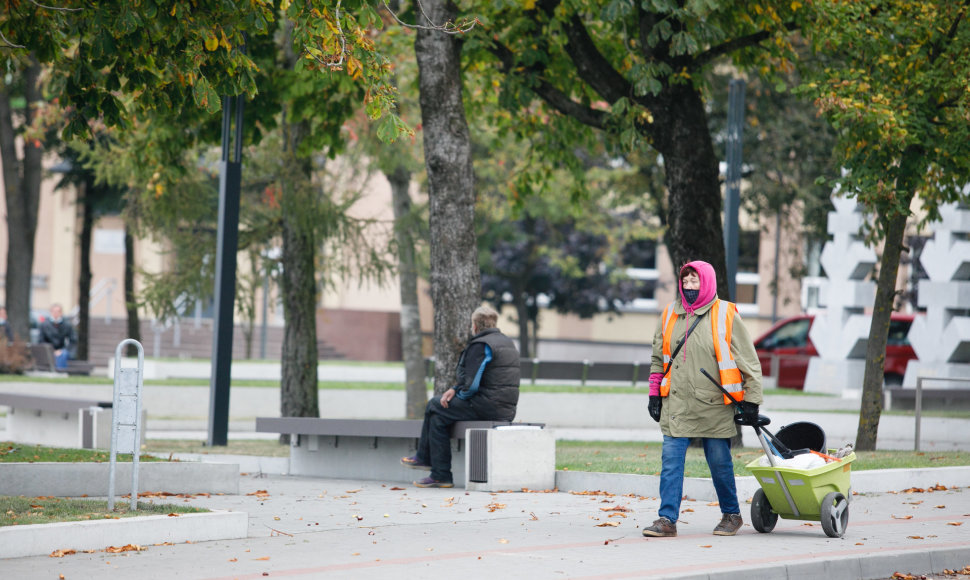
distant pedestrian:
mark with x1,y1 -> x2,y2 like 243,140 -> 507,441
400,305 -> 520,488
642,261 -> 763,538
38,304 -> 76,370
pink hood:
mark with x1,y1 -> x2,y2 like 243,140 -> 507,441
680,260 -> 717,313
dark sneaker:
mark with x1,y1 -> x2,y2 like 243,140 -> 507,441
713,513 -> 743,536
641,517 -> 677,537
401,456 -> 431,470
413,476 -> 453,488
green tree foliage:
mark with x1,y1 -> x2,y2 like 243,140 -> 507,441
801,1 -> 970,450
466,0 -> 811,298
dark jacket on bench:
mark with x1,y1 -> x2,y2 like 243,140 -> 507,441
454,327 -> 520,421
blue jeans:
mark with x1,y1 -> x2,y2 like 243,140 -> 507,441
54,349 -> 70,370
659,435 -> 739,522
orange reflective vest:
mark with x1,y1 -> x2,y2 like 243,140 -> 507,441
660,299 -> 745,404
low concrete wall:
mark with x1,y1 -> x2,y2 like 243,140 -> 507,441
0,510 -> 248,560
0,461 -> 240,496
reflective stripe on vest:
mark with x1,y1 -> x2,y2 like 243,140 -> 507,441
711,300 -> 744,404
659,304 -> 678,397
659,299 -> 745,404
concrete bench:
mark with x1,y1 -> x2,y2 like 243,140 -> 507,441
255,417 -> 553,489
28,343 -> 95,376
0,393 -> 115,449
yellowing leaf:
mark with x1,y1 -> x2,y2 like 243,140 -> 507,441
205,35 -> 218,52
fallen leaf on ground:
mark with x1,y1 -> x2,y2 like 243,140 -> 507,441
229,558 -> 237,562
486,502 -> 506,512
682,508 -> 694,513
49,549 -> 76,558
600,506 -> 631,512
947,522 -> 963,526
608,513 -> 628,518
106,545 -> 145,553
346,489 -> 361,494
892,515 -> 914,520
699,545 -> 712,548
595,521 -> 621,527
935,505 -> 946,509
390,487 -> 405,491
907,536 -> 924,540
498,539 -> 509,543
570,490 -> 615,497
247,490 -> 270,498
254,556 -> 270,561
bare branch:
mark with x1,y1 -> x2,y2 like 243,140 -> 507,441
381,0 -> 479,34
0,31 -> 26,49
29,0 -> 82,11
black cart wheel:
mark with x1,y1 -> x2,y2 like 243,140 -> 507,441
750,488 -> 778,533
820,492 -> 849,538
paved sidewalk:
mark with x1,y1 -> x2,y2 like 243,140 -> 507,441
4,472 -> 969,580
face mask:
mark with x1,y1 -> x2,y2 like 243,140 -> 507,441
683,288 -> 700,304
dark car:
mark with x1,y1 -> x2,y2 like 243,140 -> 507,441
754,313 -> 917,390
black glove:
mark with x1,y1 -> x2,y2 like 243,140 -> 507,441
734,401 -> 760,426
648,396 -> 663,423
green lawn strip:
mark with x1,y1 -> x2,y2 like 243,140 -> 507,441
0,496 -> 207,527
0,442 -> 165,463
555,440 -> 970,477
143,439 -> 290,457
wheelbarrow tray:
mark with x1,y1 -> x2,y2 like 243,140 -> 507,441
746,450 -> 856,520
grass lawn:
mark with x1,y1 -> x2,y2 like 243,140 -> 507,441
143,438 -> 290,457
556,440 -> 970,477
135,438 -> 970,475
0,497 -> 207,527
0,442 -> 165,463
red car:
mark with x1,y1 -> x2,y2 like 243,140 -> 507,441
753,313 -> 917,390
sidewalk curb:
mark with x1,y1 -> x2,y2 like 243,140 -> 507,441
0,461 -> 240,496
554,465 -> 970,500
0,510 -> 248,560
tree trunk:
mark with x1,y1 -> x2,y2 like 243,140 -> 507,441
653,86 -> 730,299
124,225 -> 141,355
415,0 -> 481,395
0,62 -> 43,341
855,202 -> 911,451
77,182 -> 93,361
389,165 -> 427,419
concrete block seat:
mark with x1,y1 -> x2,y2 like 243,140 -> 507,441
0,392 -> 114,449
255,417 -> 551,488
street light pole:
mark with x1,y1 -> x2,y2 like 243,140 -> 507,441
208,94 -> 244,447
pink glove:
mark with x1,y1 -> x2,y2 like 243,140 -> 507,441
648,372 -> 663,397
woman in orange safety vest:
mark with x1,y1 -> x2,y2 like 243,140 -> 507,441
641,260 -> 763,539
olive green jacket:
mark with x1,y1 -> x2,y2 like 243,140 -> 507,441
650,299 -> 763,438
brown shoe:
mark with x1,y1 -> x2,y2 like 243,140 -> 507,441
642,517 -> 677,537
713,513 -> 743,536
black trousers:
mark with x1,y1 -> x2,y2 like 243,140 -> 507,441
415,395 -> 481,483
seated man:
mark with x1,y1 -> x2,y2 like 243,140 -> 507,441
39,304 -> 76,371
401,305 -> 521,488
